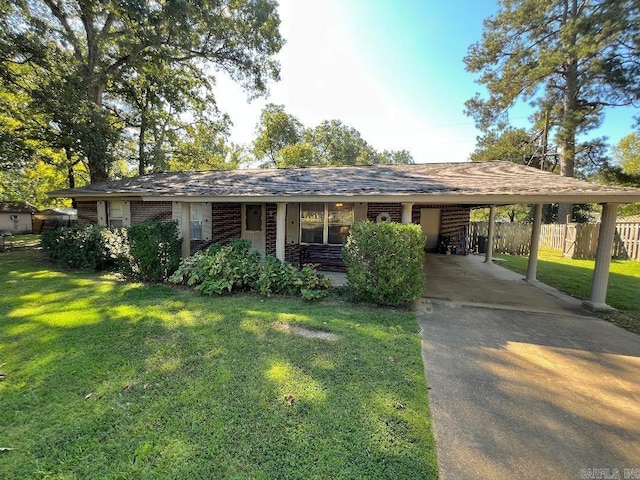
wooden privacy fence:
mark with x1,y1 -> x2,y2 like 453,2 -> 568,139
469,221 -> 640,261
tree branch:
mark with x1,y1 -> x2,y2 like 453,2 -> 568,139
41,0 -> 83,62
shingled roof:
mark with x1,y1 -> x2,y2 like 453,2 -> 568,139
0,201 -> 37,213
49,162 -> 640,205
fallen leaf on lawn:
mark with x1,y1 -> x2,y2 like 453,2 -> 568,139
0,448 -> 15,452
0,373 -> 6,380
394,402 -> 406,410
284,393 -> 295,406
84,393 -> 93,400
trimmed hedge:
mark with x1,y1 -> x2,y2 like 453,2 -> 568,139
342,221 -> 425,306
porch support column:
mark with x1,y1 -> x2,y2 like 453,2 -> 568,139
526,203 -> 543,282
401,203 -> 414,224
485,205 -> 496,263
180,202 -> 191,259
583,203 -> 619,312
276,203 -> 286,261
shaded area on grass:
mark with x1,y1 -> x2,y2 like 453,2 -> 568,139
0,251 -> 437,479
497,249 -> 640,334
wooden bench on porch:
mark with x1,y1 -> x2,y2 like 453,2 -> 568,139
299,244 -> 345,271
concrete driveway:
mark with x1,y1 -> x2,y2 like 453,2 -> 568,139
419,254 -> 640,479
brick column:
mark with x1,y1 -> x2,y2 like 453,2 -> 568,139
276,203 -> 286,261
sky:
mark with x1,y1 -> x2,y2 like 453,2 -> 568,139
214,0 -> 639,164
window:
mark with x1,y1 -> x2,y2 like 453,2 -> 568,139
108,201 -> 124,227
301,202 -> 353,244
190,203 -> 204,240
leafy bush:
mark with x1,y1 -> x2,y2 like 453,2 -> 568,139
256,255 -> 298,297
342,221 -> 425,306
126,221 -> 181,282
42,224 -> 129,271
195,239 -> 262,295
169,240 -> 330,300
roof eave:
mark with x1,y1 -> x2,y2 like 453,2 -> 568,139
49,192 -> 640,205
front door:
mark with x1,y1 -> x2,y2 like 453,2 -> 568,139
420,208 -> 441,251
242,204 -> 265,255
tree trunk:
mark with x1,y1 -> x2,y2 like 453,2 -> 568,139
65,147 -> 78,209
139,97 -> 148,176
87,84 -> 110,184
557,0 -> 578,224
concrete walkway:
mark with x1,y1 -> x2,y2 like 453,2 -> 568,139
419,254 -> 640,479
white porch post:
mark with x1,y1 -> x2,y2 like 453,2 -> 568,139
583,203 -> 619,311
485,205 -> 496,263
401,203 -> 414,224
180,202 -> 191,259
526,204 -> 543,282
276,203 -> 286,261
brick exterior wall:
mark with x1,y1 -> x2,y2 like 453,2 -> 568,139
211,203 -> 241,244
265,203 -> 277,256
285,243 -> 301,264
131,201 -> 172,223
77,201 -> 98,224
365,202 -> 470,243
437,206 -> 471,236
367,202 -> 403,223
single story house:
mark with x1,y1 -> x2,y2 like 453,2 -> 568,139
0,201 -> 36,234
49,161 -> 640,311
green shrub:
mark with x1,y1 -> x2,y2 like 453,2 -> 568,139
42,224 -> 129,271
342,221 -> 425,306
256,256 -> 298,297
126,221 -> 181,282
169,240 -> 330,300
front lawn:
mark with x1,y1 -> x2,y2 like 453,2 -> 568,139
497,248 -> 640,334
0,250 -> 437,479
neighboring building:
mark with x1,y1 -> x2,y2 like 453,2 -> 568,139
0,201 -> 36,234
49,161 -> 640,271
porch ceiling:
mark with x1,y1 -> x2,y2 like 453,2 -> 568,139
49,162 -> 640,205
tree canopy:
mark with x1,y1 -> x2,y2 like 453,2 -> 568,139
252,104 -> 414,167
1,0 -> 283,184
465,0 -> 640,180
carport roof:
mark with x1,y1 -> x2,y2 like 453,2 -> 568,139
49,161 -> 640,205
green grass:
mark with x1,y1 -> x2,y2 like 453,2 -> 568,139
0,250 -> 437,479
497,248 -> 640,333
1,234 -> 41,250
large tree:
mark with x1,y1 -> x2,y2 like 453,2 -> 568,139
1,0 -> 283,183
471,128 -> 539,165
465,0 -> 639,188
252,105 -> 414,167
253,103 -> 304,167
